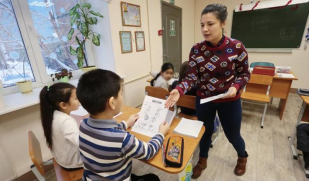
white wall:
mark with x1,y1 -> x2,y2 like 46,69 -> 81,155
195,0 -> 309,88
0,105 -> 52,180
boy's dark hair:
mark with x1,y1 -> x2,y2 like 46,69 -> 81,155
201,3 -> 228,23
40,82 -> 75,150
77,69 -> 121,115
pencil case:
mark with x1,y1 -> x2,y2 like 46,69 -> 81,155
165,136 -> 184,168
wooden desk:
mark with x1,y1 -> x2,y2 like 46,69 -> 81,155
53,158 -> 83,181
114,106 -> 205,174
288,95 -> 309,178
147,78 -> 153,82
246,72 -> 298,120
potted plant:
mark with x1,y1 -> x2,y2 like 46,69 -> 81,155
14,56 -> 33,93
51,69 -> 73,83
68,3 -> 103,73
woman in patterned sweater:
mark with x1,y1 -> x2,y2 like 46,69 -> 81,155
165,4 -> 251,179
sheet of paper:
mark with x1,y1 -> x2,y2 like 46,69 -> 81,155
71,106 -> 88,116
174,118 -> 204,138
131,96 -> 169,137
277,73 -> 295,78
166,110 -> 175,125
200,92 -> 228,104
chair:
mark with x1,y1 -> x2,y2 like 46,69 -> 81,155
241,74 -> 273,128
176,95 -> 197,120
250,62 -> 275,68
28,131 -> 53,181
53,158 -> 84,181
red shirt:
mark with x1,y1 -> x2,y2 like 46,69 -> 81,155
176,36 -> 251,103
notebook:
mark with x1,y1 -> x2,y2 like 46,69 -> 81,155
173,118 -> 204,138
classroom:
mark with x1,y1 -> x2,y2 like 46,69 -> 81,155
0,0 -> 309,180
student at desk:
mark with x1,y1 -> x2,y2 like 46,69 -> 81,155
166,4 -> 250,179
151,63 -> 174,91
76,69 -> 170,181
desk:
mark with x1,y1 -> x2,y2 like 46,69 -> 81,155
288,95 -> 309,178
115,106 -> 205,175
246,72 -> 298,120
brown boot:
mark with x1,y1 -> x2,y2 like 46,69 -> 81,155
192,157 -> 207,179
234,154 -> 248,176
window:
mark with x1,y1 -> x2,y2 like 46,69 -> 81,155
27,0 -> 79,75
0,0 -> 90,91
0,0 -> 35,87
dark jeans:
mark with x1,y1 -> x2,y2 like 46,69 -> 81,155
196,97 -> 247,158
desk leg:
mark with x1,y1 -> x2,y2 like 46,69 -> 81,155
288,101 -> 306,159
278,98 -> 288,120
178,156 -> 193,181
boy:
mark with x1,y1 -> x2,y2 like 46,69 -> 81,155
76,69 -> 170,181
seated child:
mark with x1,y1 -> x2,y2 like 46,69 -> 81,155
172,61 -> 197,116
76,69 -> 170,181
39,83 -> 83,169
151,63 -> 174,90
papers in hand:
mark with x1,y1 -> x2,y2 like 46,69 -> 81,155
132,96 -> 175,137
174,118 -> 204,138
200,92 -> 228,104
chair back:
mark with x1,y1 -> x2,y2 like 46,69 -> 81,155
249,74 -> 273,86
250,62 -> 274,68
28,131 -> 45,176
177,95 -> 196,109
145,86 -> 170,99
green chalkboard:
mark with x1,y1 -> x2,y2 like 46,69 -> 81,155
231,3 -> 309,48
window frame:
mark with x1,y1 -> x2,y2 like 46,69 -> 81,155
2,0 -> 95,95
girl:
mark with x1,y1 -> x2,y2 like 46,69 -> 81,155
166,4 -> 250,179
40,82 -> 83,169
151,63 -> 174,90
172,61 -> 197,115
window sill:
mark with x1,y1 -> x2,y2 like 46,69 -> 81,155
0,79 -> 79,116
0,74 -> 126,116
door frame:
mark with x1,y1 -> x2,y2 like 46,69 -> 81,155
161,1 -> 182,70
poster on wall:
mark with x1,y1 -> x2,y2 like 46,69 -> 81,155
135,31 -> 145,52
121,2 -> 141,27
119,31 -> 132,53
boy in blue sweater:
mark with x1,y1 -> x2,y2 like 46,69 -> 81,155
76,69 -> 169,181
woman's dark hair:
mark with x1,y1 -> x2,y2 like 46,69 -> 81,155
178,61 -> 189,82
151,63 -> 174,86
201,3 -> 228,23
40,82 -> 75,150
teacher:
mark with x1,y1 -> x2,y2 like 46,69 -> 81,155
165,4 -> 251,179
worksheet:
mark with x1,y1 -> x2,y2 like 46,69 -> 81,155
132,96 -> 173,137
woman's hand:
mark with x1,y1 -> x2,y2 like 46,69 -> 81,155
222,87 -> 237,99
165,89 -> 180,108
126,114 -> 139,128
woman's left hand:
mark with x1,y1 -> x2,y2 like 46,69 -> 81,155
222,87 -> 237,99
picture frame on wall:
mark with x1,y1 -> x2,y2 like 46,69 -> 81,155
121,2 -> 141,27
135,31 -> 145,52
119,31 -> 132,53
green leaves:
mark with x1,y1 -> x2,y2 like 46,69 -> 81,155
90,10 -> 103,18
79,23 -> 88,37
86,17 -> 98,25
82,3 -> 91,9
69,46 -> 76,55
69,4 -> 80,16
92,34 -> 100,46
76,47 -> 84,60
70,13 -> 80,26
67,28 -> 74,40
